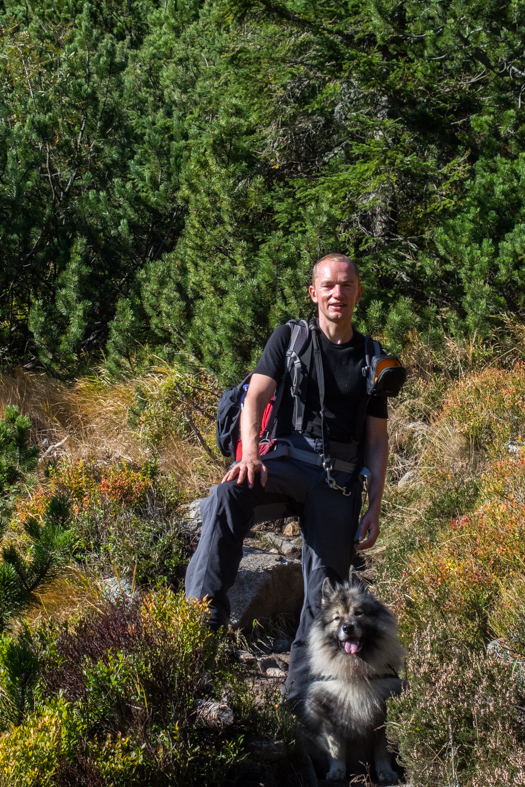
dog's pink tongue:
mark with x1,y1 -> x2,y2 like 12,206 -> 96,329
344,639 -> 359,654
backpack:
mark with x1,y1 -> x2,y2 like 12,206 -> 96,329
215,320 -> 310,460
215,321 -> 406,460
363,336 -> 406,397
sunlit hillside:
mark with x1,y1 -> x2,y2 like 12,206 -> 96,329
0,329 -> 525,784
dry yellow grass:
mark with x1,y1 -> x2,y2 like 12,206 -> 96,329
0,367 -> 224,495
8,568 -> 102,633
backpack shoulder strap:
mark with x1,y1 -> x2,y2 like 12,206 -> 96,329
353,334 -> 374,446
286,320 -> 309,362
264,319 -> 310,437
363,334 -> 374,371
288,319 -> 314,432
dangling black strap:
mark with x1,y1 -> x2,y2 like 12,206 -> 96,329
311,325 -> 329,468
353,334 -> 373,446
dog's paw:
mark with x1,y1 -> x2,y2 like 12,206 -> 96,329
326,761 -> 347,781
376,766 -> 399,785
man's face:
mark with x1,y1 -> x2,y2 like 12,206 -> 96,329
309,259 -> 363,326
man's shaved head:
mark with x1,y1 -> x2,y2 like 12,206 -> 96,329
312,254 -> 360,285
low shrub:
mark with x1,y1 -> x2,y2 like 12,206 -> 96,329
388,631 -> 525,787
0,591 -> 285,787
0,695 -> 82,787
379,473 -> 482,590
488,573 -> 525,656
46,458 -> 164,514
11,458 -> 187,590
396,452 -> 525,645
424,363 -> 525,467
99,465 -> 150,508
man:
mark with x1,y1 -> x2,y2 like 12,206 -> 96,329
186,253 -> 388,707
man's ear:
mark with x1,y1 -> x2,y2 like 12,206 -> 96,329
356,283 -> 363,304
309,283 -> 318,304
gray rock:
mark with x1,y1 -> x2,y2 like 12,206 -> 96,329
188,499 -> 203,520
398,470 -> 415,489
101,577 -> 135,602
272,638 -> 292,653
487,638 -> 523,666
266,667 -> 287,678
265,534 -> 302,559
194,699 -> 234,728
227,546 -> 303,630
257,655 -> 283,674
178,498 -> 204,536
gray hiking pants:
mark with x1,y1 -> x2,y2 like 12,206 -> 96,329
185,433 -> 363,704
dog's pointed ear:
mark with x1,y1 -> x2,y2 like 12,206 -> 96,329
321,577 -> 336,606
348,566 -> 369,592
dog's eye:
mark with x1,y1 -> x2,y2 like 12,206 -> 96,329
332,615 -> 341,622
355,610 -> 363,617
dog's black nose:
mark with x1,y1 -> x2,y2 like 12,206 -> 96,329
342,623 -> 354,635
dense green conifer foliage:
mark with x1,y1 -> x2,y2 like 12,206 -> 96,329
0,405 -> 38,495
1,0 -> 525,379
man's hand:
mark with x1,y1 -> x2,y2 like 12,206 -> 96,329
222,456 -> 268,488
354,509 -> 380,552
355,415 -> 388,552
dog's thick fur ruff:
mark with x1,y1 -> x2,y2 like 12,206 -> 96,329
304,571 -> 404,783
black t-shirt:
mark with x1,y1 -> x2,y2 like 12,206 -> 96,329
254,323 -> 388,443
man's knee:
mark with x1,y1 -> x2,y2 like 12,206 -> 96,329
196,479 -> 268,551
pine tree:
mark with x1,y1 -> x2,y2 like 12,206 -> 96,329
0,496 -> 74,633
0,407 -> 73,632
0,406 -> 39,498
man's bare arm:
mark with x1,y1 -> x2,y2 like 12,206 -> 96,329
355,415 -> 388,551
221,373 -> 277,488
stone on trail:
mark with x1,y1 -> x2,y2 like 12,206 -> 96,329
283,520 -> 300,537
227,546 -> 303,630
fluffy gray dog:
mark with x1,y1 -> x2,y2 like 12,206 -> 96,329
304,571 -> 404,783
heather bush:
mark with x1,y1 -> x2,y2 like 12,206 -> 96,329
395,452 -> 525,645
0,591 -> 285,787
388,631 -> 525,787
421,363 -> 525,469
16,458 -> 187,588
